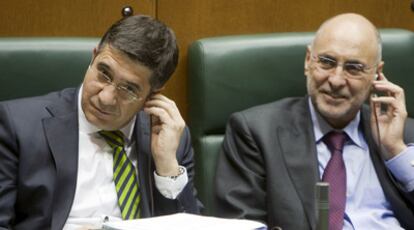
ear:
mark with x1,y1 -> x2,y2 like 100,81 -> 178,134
144,86 -> 165,102
304,45 -> 312,77
151,86 -> 165,94
376,61 -> 384,74
89,47 -> 98,66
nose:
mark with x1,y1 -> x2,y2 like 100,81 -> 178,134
98,84 -> 118,106
328,65 -> 347,88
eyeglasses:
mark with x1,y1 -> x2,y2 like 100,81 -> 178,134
310,53 -> 377,79
89,65 -> 143,102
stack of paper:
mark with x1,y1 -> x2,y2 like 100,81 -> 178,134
102,213 -> 267,230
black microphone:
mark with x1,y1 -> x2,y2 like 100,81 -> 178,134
315,182 -> 329,230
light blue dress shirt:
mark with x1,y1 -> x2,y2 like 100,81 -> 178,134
308,99 -> 414,229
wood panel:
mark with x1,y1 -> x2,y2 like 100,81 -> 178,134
158,0 -> 414,121
0,0 -> 155,36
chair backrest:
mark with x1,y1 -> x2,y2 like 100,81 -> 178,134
188,29 -> 414,215
0,38 -> 99,101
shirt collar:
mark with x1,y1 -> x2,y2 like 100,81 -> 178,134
77,84 -> 136,142
308,97 -> 363,148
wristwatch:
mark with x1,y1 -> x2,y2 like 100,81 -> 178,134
169,166 -> 185,180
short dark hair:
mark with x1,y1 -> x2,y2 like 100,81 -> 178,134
98,15 -> 179,89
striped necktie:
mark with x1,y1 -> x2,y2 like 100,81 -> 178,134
99,130 -> 141,219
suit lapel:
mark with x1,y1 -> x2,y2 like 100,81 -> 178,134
43,90 -> 79,230
133,111 -> 153,217
278,98 -> 319,229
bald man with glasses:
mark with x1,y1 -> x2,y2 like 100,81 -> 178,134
215,13 -> 414,230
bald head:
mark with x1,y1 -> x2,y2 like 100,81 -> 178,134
312,13 -> 382,63
304,13 -> 384,129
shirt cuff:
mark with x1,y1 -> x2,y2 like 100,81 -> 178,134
385,144 -> 414,192
153,166 -> 188,199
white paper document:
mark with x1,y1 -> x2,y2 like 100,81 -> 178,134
102,213 -> 267,230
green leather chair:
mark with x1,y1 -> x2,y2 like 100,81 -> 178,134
188,29 -> 414,215
0,38 -> 99,101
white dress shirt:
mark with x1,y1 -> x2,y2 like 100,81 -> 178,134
63,87 -> 188,229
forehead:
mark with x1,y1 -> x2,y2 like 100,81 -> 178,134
312,23 -> 378,63
94,45 -> 153,86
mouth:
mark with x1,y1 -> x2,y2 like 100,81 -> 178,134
91,103 -> 117,118
322,91 -> 347,102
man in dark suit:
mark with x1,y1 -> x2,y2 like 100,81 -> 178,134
214,13 -> 414,229
0,15 -> 200,229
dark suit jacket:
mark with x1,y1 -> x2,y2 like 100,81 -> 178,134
0,88 -> 200,230
214,97 -> 414,230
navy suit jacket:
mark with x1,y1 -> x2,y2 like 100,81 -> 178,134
0,88 -> 200,230
215,97 -> 414,229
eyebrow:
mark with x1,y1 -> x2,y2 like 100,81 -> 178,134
344,60 -> 365,65
96,61 -> 143,92
319,54 -> 365,65
97,62 -> 112,75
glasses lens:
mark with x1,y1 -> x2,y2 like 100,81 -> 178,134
118,85 -> 140,101
317,56 -> 336,70
94,67 -> 141,101
315,54 -> 371,79
97,71 -> 112,83
344,63 -> 365,76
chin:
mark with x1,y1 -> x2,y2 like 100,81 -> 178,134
85,113 -> 113,130
316,102 -> 351,122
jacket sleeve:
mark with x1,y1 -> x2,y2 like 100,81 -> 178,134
402,118 -> 414,204
0,103 -> 18,229
213,112 -> 267,223
153,126 -> 202,215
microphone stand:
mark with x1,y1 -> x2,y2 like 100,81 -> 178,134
315,182 -> 329,230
